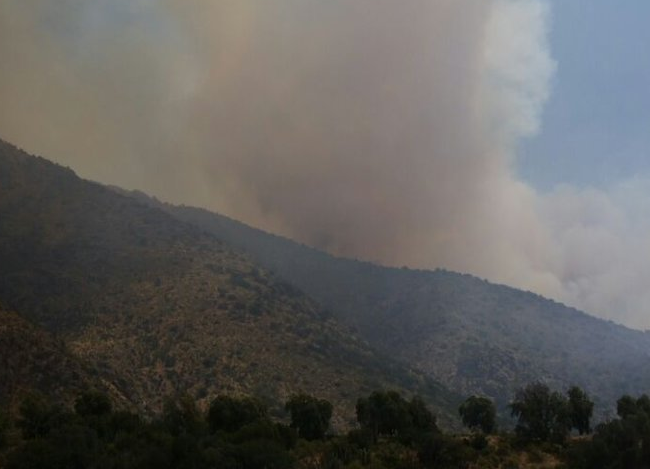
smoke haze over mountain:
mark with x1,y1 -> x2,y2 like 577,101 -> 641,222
1,1 -> 648,329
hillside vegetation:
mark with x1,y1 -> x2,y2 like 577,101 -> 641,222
0,139 -> 459,426
147,197 -> 650,411
0,307 -> 125,412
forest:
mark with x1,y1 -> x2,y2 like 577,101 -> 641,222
1,383 -> 649,469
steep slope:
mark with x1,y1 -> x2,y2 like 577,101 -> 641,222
0,307 -> 126,413
0,140 -> 459,426
149,199 -> 650,409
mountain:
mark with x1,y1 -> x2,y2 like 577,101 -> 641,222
0,306 -> 127,413
0,139 -> 459,427
137,194 -> 650,412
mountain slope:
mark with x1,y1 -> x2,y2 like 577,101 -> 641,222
0,306 -> 128,413
147,198 -> 650,410
0,139 -> 459,426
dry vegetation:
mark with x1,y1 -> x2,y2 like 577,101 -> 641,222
0,139 -> 458,428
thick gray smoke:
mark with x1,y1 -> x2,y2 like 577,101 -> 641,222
0,1 -> 647,328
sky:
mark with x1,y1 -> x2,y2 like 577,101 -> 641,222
0,1 -> 649,329
520,0 -> 650,189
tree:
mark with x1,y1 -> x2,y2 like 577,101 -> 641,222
356,391 -> 436,443
616,395 -> 637,419
408,396 -> 438,433
208,395 -> 266,433
567,386 -> 594,435
356,391 -> 412,441
163,394 -> 203,436
614,394 -> 650,441
458,396 -> 496,434
285,393 -> 332,440
509,383 -> 570,443
74,390 -> 112,418
16,394 -> 68,439
568,394 -> 650,468
0,410 -> 8,449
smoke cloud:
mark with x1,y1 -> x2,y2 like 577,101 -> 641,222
0,1 -> 648,328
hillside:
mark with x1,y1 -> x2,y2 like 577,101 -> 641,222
144,198 -> 650,411
0,139 -> 459,427
0,307 -> 127,413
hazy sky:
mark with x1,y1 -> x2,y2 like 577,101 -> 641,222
1,1 -> 649,329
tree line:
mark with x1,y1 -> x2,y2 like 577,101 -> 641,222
0,383 -> 649,468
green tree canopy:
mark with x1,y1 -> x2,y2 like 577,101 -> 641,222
509,383 -> 570,443
567,386 -> 594,435
16,394 -> 68,440
285,393 -> 332,441
208,395 -> 267,433
0,409 -> 8,449
567,394 -> 650,468
74,390 -> 112,418
458,396 -> 496,434
408,396 -> 438,433
163,394 -> 204,436
616,394 -> 637,419
356,391 -> 436,442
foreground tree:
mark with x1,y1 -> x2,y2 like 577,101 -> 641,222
408,396 -> 438,433
356,391 -> 437,443
616,394 -> 638,419
565,394 -> 650,468
208,395 -> 267,433
0,410 -> 8,449
163,394 -> 204,436
16,393 -> 67,440
74,390 -> 112,418
509,383 -> 570,443
356,391 -> 410,442
567,386 -> 594,435
285,393 -> 332,440
458,396 -> 496,434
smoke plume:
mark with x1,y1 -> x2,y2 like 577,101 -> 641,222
0,1 -> 648,328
